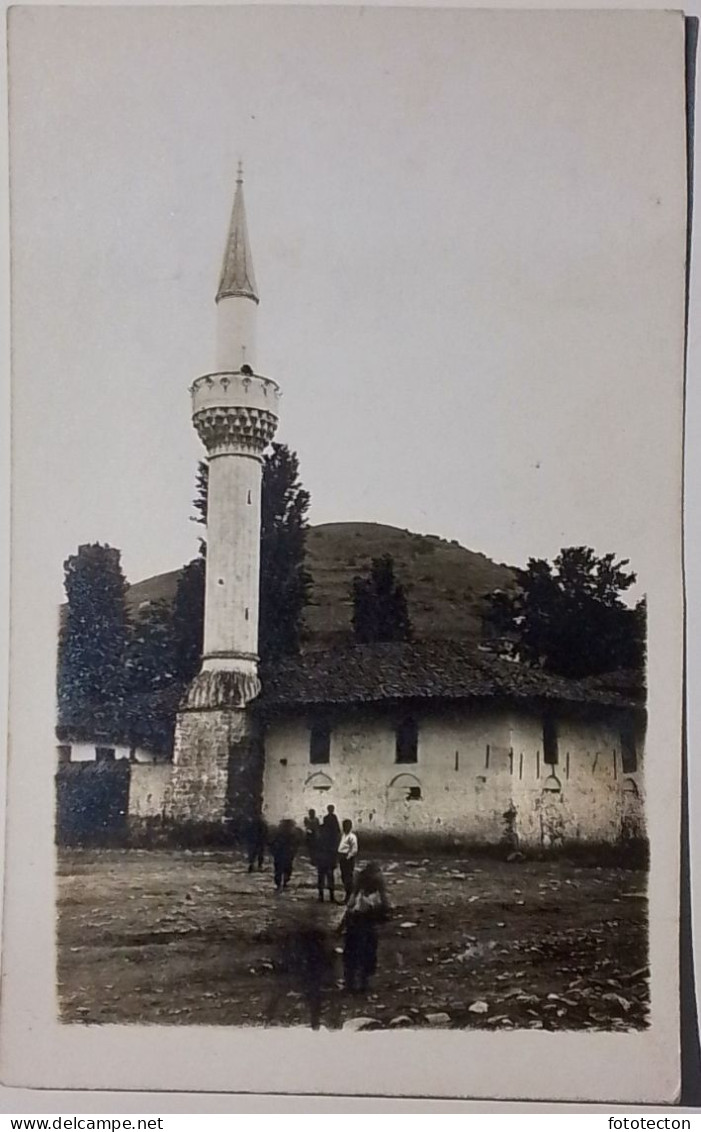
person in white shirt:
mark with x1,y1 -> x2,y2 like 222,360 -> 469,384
337,819 -> 359,903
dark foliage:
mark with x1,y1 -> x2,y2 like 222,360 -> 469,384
125,599 -> 179,693
191,461 -> 209,557
171,557 -> 206,683
485,547 -> 646,679
57,544 -> 130,718
351,554 -> 412,644
259,445 -> 313,660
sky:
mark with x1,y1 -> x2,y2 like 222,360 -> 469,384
8,6 -> 687,598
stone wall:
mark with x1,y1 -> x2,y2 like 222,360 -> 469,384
166,705 -> 264,830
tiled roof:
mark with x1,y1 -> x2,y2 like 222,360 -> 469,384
260,641 -> 645,711
55,644 -> 644,751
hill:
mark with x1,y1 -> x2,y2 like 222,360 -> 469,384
123,522 -> 515,650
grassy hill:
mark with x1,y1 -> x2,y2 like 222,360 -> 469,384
124,522 -> 515,650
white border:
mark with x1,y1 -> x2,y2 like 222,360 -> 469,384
0,0 -> 695,1110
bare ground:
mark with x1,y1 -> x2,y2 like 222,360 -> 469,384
57,848 -> 648,1031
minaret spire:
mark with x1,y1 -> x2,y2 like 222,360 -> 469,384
168,167 -> 281,832
216,162 -> 259,305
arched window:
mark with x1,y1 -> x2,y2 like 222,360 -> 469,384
395,717 -> 418,764
388,773 -> 423,803
305,771 -> 333,793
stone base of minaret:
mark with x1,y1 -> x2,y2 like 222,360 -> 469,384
165,672 -> 264,838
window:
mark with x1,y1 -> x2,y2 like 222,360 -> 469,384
56,744 -> 71,764
95,746 -> 116,763
620,724 -> 638,773
543,716 -> 559,765
309,722 -> 331,764
396,717 -> 418,764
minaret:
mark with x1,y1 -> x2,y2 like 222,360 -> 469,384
167,166 -> 280,831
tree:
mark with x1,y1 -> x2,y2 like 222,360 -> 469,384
351,554 -> 412,644
259,445 -> 313,660
171,556 -> 206,683
57,543 -> 130,717
485,546 -> 646,678
191,444 -> 312,662
191,461 -> 209,556
125,599 -> 178,693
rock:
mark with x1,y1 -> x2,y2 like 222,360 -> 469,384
389,1015 -> 413,1028
400,921 -> 418,928
468,1000 -> 489,1014
425,1012 -> 451,1026
506,852 -> 525,862
602,992 -> 632,1011
342,1017 -> 381,1032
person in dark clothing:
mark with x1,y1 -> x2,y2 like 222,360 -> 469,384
340,862 -> 390,994
316,805 -> 341,902
244,815 -> 268,872
269,818 -> 298,893
303,808 -> 321,865
265,905 -> 337,1030
324,804 -> 341,842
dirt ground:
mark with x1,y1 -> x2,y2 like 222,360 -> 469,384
57,848 -> 649,1031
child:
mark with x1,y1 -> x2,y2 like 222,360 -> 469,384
337,818 -> 359,903
340,862 -> 390,994
244,815 -> 267,872
269,818 -> 298,893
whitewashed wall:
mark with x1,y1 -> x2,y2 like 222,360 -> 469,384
56,743 -> 159,764
261,704 -> 645,846
129,763 -> 173,819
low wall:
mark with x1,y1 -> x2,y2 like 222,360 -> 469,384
129,763 -> 173,819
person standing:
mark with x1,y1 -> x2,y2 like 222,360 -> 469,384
244,815 -> 267,873
269,818 -> 298,893
337,819 -> 359,902
316,805 -> 341,902
265,905 -> 336,1031
340,862 -> 390,994
303,808 -> 321,865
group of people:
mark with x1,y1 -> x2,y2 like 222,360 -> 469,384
242,807 -> 390,1002
244,805 -> 359,903
303,805 -> 358,903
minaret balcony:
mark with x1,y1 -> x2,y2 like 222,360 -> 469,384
191,370 -> 280,459
191,370 -> 280,416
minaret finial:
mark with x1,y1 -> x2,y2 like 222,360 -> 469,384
236,159 -> 244,185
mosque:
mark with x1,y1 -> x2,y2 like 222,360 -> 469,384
56,170 -> 646,850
